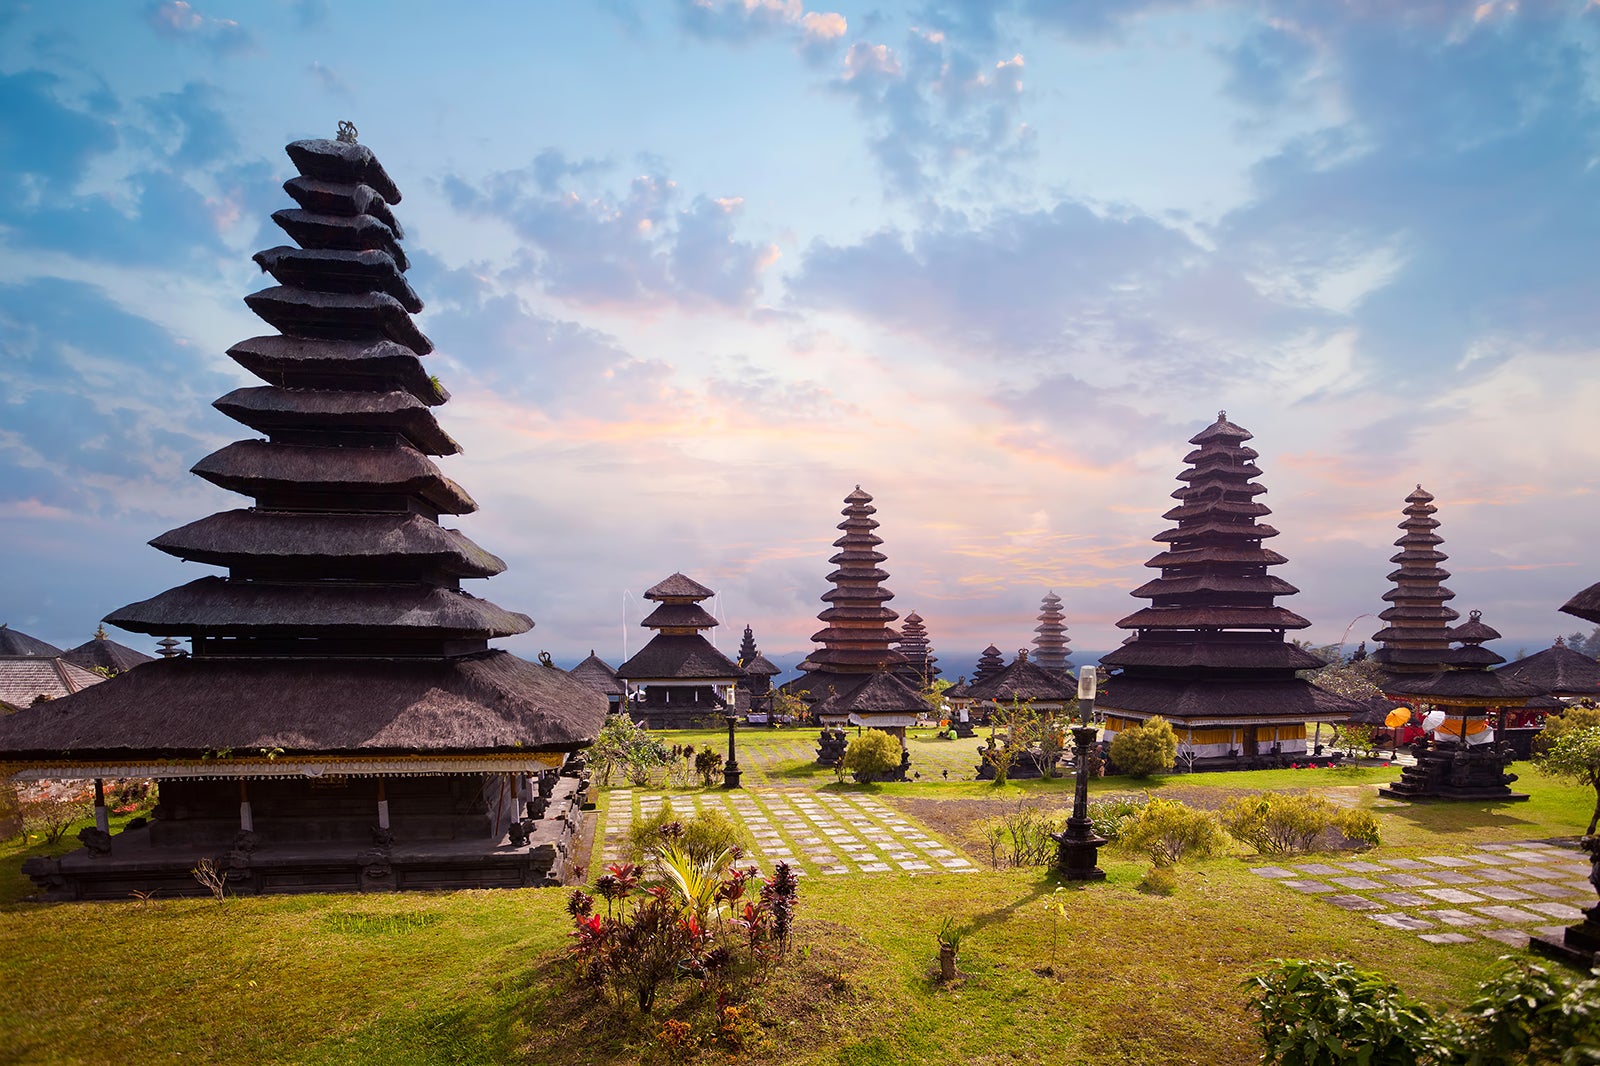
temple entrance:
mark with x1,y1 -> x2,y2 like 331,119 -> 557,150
1242,726 -> 1259,757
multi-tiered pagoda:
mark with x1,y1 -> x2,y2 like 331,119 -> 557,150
968,649 -> 1077,779
789,488 -> 926,771
0,130 -> 607,898
1370,487 -> 1461,683
1032,592 -> 1072,676
736,625 -> 781,716
892,612 -> 939,688
616,573 -> 742,728
1098,413 -> 1361,768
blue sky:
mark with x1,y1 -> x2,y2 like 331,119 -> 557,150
3,0 -> 1599,672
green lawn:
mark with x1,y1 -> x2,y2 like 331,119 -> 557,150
2,748 -> 1592,1065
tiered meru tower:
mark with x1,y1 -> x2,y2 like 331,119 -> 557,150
616,573 -> 742,728
790,488 -> 926,771
1098,413 -> 1361,768
892,612 -> 939,687
0,130 -> 607,899
1032,591 -> 1072,676
1371,486 -> 1461,682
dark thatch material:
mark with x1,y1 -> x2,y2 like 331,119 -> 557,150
1145,546 -> 1288,568
568,652 -> 623,698
1031,593 -> 1069,672
0,651 -> 606,756
1562,582 -> 1600,625
741,653 -> 781,677
1131,574 -> 1299,598
1152,520 -> 1280,543
616,634 -> 742,682
806,670 -> 927,718
1383,669 -> 1542,706
151,511 -> 505,577
1115,606 -> 1312,630
193,440 -> 476,515
213,387 -> 458,456
644,573 -> 715,600
270,209 -> 409,271
281,177 -> 403,237
285,138 -> 402,203
1498,641 -> 1600,697
0,625 -> 63,657
61,633 -> 155,673
244,286 -> 431,354
1099,676 -> 1363,723
805,488 -> 907,674
1100,639 -> 1325,671
107,578 -> 532,638
227,335 -> 440,406
0,656 -> 106,711
253,246 -> 420,310
640,602 -> 720,630
964,657 -> 1075,703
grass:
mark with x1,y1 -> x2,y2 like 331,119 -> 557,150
1,742 -> 1593,1065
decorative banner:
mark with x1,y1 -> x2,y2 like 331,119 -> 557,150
1385,707 -> 1413,729
1431,717 -> 1491,739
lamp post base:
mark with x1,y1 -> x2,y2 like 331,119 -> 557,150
722,766 -> 743,790
1054,825 -> 1107,882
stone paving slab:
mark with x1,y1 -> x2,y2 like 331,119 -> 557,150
1420,932 -> 1474,944
1427,871 -> 1482,885
1473,885 -> 1535,901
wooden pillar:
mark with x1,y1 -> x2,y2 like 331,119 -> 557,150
376,778 -> 390,830
238,780 -> 254,832
93,778 -> 109,833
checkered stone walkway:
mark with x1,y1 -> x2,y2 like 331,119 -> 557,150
1252,841 -> 1593,950
596,788 -> 978,878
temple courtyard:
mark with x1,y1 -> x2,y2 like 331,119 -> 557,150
2,736 -> 1593,1065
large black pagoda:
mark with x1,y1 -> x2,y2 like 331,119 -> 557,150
1097,412 -> 1362,768
0,129 -> 608,899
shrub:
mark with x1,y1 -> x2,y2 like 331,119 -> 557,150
1337,724 -> 1382,759
1535,724 -> 1600,835
1108,716 -> 1177,777
978,801 -> 1067,868
693,748 -> 724,788
1138,865 -> 1179,896
1245,959 -> 1445,1065
841,730 -> 902,782
626,802 -> 748,867
1336,808 -> 1381,849
1120,798 -> 1224,867
21,787 -> 91,844
1087,793 -> 1147,843
1537,702 -> 1600,751
1221,793 -> 1344,856
590,714 -> 671,787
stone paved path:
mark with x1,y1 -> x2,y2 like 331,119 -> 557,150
596,787 -> 978,878
1251,841 -> 1593,950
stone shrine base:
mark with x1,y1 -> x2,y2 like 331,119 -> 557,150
23,776 -> 587,901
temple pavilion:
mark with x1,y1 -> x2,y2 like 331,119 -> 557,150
788,488 -> 927,769
969,649 -> 1077,779
1032,592 -> 1073,676
1499,637 -> 1600,703
568,651 -> 624,712
1370,487 -> 1462,684
1097,413 -> 1363,768
0,625 -> 106,713
616,573 -> 742,728
0,130 -> 607,899
62,626 -> 155,676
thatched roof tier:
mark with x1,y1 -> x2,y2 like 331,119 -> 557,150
742,653 -> 780,677
616,634 -> 741,682
1381,587 -> 1457,605
1099,677 -> 1361,725
107,578 -> 532,638
817,604 -> 898,623
244,286 -> 432,354
1152,521 -> 1279,543
253,246 -> 420,309
281,177 -> 403,236
569,651 -> 623,698
1131,574 -> 1299,599
227,335 -> 441,406
0,651 -> 607,759
1383,669 -> 1541,707
1115,605 -> 1312,630
1385,565 -> 1451,582
1100,640 -> 1325,670
150,511 -> 504,578
285,138 -> 402,203
802,670 -> 927,718
1449,611 -> 1502,647
1499,639 -> 1600,697
802,487 -> 906,674
193,440 -> 475,515
213,387 -> 458,455
965,656 -> 1075,703
270,209 -> 409,271
1161,499 -> 1272,522
640,602 -> 720,630
62,630 -> 155,674
0,625 -> 62,657
645,573 -> 714,600
1144,546 -> 1289,568
1562,582 -> 1600,624
973,645 -> 1006,685
1032,592 -> 1071,673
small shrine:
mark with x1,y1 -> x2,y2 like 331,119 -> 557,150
1378,611 -> 1536,802
0,130 -> 608,899
970,649 -> 1077,780
568,651 -> 624,712
62,626 -> 155,676
616,573 -> 742,728
972,644 -> 1006,687
736,625 -> 782,717
1097,413 -> 1363,768
788,488 -> 925,775
1370,487 -> 1462,684
1032,591 -> 1073,676
892,612 -> 939,688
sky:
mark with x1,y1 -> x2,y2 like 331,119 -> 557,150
3,0 -> 1600,677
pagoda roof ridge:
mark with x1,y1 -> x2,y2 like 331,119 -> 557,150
192,440 -> 477,515
1151,521 -> 1279,543
252,246 -> 421,312
285,138 -> 403,204
1188,411 -> 1254,444
1144,546 -> 1289,568
281,175 -> 403,236
243,286 -> 432,355
226,335 -> 442,406
270,208 -> 409,272
1130,574 -> 1300,599
1114,604 -> 1312,630
639,602 -> 720,630
214,387 -> 458,456
643,572 -> 716,601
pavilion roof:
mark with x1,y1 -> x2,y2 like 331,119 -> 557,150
617,634 -> 742,682
1099,675 -> 1363,724
1562,582 -> 1600,625
568,651 -> 624,697
1497,639 -> 1600,697
0,625 -> 62,657
644,573 -> 715,601
61,632 -> 155,674
0,657 -> 106,712
964,656 -> 1075,703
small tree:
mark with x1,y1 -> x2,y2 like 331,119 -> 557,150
841,730 -> 902,783
589,714 -> 671,787
1108,716 -> 1177,777
1121,797 -> 1224,867
1537,725 -> 1600,835
985,698 -> 1040,786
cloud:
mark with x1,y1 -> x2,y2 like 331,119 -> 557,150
306,61 -> 349,96
0,71 -> 118,191
674,0 -> 848,59
443,154 -> 780,311
143,1 -> 255,53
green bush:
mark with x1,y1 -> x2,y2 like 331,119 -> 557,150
841,730 -> 903,782
1336,808 -> 1381,849
1138,865 -> 1179,896
1108,716 -> 1177,777
1087,793 -> 1147,843
626,801 -> 748,866
1221,793 -> 1343,856
1120,797 -> 1224,867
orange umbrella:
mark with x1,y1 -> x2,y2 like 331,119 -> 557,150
1384,707 -> 1412,729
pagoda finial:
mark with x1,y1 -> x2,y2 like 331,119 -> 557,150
1556,635 -> 1566,647
336,120 -> 358,144
1218,410 -> 1226,422
94,624 -> 108,640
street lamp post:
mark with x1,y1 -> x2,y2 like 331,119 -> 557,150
1054,666 -> 1106,881
722,713 -> 743,789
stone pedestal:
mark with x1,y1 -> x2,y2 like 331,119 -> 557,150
1376,741 -> 1529,802
1530,839 -> 1600,969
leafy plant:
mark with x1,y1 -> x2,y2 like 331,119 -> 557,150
1336,808 -> 1381,849
978,800 -> 1067,868
1221,793 -> 1345,856
841,730 -> 902,783
1108,716 -> 1178,777
1120,797 -> 1224,867
1535,725 -> 1600,835
21,787 -> 91,844
1336,724 -> 1383,759
983,698 -> 1040,786
1245,959 -> 1445,1065
590,715 -> 671,788
693,748 -> 724,788
1087,793 -> 1147,842
626,802 -> 748,867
